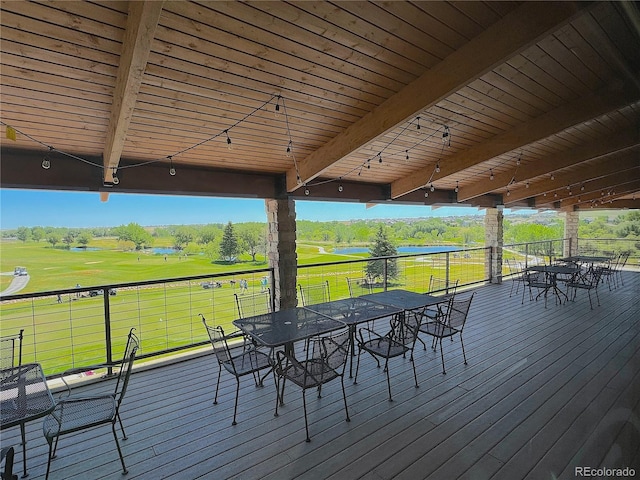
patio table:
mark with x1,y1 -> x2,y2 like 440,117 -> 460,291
232,307 -> 345,356
304,297 -> 402,377
1,362 -> 55,477
360,289 -> 446,313
528,265 -> 579,305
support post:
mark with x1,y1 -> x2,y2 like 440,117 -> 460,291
563,210 -> 579,257
265,198 -> 298,310
484,207 -> 504,284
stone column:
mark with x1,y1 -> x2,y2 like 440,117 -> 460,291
563,210 -> 579,257
484,207 -> 504,284
265,197 -> 298,310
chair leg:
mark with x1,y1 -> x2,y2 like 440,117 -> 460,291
439,339 -> 446,375
340,376 -> 350,423
116,412 -> 128,440
232,377 -> 240,425
411,352 -> 419,389
111,422 -> 128,475
302,390 -> 311,442
45,440 -> 54,480
213,364 -> 222,405
19,423 -> 27,478
384,359 -> 393,402
460,334 -> 467,365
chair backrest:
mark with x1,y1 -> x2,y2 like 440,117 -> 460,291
114,328 -> 139,407
346,277 -> 372,297
235,289 -> 272,319
387,312 -> 422,348
314,328 -> 350,373
446,293 -> 474,331
0,329 -> 23,379
428,277 -> 458,296
201,316 -> 233,365
299,281 -> 330,306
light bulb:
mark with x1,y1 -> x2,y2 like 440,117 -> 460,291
225,130 -> 232,150
378,154 -> 382,163
169,167 -> 176,176
551,174 -> 555,180
338,184 -> 343,193
42,158 -> 51,169
286,142 -> 292,157
490,169 -> 494,180
526,181 -> 529,188
506,189 -> 511,197
304,188 -> 310,196
424,191 -> 429,198
112,174 -> 119,185
454,181 -> 459,193
435,163 -> 440,173
430,184 -> 435,192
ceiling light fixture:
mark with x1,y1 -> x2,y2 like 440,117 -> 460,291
41,146 -> 53,169
169,156 -> 176,176
112,168 -> 119,185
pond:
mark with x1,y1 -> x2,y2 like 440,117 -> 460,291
333,246 -> 462,255
70,247 -> 101,252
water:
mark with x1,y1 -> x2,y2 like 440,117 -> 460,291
70,247 -> 101,252
153,247 -> 177,254
333,246 -> 462,255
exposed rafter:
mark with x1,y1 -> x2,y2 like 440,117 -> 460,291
103,1 -> 164,184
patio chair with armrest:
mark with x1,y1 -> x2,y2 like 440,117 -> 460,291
1,446 -> 17,480
235,289 -> 276,358
354,310 -> 422,401
419,293 -> 474,374
200,315 -> 273,426
522,270 -> 554,308
274,328 -> 351,442
0,329 -> 23,381
423,277 -> 458,320
566,266 -> 604,310
42,328 -> 139,480
505,259 -> 527,297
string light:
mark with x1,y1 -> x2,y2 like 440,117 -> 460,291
338,182 -> 343,193
286,141 -> 292,157
424,190 -> 429,198
378,153 -> 382,164
168,156 -> 176,176
435,163 -> 440,173
304,186 -> 310,196
454,181 -> 459,193
274,95 -> 281,117
580,185 -> 585,191
225,130 -> 232,150
112,168 -> 119,185
416,116 -> 421,132
550,173 -> 555,181
490,169 -> 494,180
442,125 -> 450,146
506,188 -> 511,197
405,150 -> 409,161
430,183 -> 435,192
526,181 -> 529,188
41,146 -> 53,169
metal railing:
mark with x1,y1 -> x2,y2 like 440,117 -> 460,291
2,237 -> 637,376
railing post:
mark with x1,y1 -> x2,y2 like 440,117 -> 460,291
445,252 -> 450,293
103,289 -> 113,376
383,258 -> 388,291
525,244 -> 529,269
488,247 -> 493,283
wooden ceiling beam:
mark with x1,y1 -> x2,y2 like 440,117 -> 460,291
575,199 -> 640,211
285,1 -> 587,192
1,147 -> 281,199
392,81 -> 640,199
458,127 -> 640,202
103,1 -> 164,184
504,151 -> 640,204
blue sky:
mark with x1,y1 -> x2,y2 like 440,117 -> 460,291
0,188 -> 495,229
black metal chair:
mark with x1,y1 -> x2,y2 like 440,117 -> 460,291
0,329 -> 23,381
1,447 -> 17,480
424,277 -> 458,320
505,259 -> 527,297
42,328 -> 139,480
354,310 -> 422,401
419,293 -> 474,374
299,281 -> 331,306
566,266 -> 604,310
235,288 -> 272,319
200,315 -> 272,426
346,277 -> 373,297
274,328 -> 351,442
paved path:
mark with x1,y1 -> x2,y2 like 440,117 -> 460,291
0,274 -> 30,296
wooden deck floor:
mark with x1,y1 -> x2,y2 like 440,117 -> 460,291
4,271 -> 639,479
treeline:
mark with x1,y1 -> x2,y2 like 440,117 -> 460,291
4,211 -> 639,255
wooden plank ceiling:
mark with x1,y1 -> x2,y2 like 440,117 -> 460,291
1,1 -> 639,212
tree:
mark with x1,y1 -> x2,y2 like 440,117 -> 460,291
77,231 -> 92,246
173,226 -> 195,250
114,223 -> 153,250
62,229 -> 79,248
31,226 -> 45,242
238,224 -> 262,262
365,225 -> 398,285
16,226 -> 32,243
219,221 -> 239,262
46,233 -> 61,248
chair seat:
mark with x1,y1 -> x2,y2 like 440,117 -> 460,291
223,350 -> 272,377
359,337 -> 409,359
282,359 -> 340,389
43,394 -> 116,439
420,321 -> 459,339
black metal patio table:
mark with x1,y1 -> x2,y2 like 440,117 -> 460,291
1,362 -> 55,478
528,265 -> 579,305
360,289 -> 446,313
304,297 -> 403,377
232,307 -> 345,356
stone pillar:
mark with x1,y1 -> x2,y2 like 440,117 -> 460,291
563,210 -> 579,257
484,207 -> 503,284
265,198 -> 298,310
